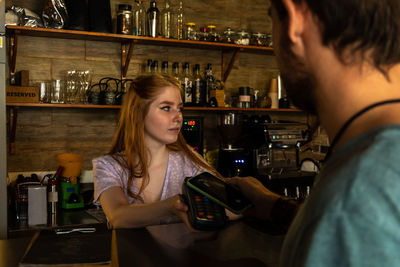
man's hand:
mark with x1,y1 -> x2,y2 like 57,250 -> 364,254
226,177 -> 281,221
170,195 -> 198,232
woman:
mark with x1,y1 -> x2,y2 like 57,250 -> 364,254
93,74 -> 219,228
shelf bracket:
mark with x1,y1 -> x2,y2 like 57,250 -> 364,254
221,48 -> 241,84
7,106 -> 19,155
121,40 -> 135,81
8,32 -> 18,85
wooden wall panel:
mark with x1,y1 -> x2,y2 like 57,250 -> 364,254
8,108 -> 120,171
18,36 -> 85,59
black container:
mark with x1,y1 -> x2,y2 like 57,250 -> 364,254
88,0 -> 112,33
238,86 -> 251,108
65,0 -> 89,31
147,0 -> 160,37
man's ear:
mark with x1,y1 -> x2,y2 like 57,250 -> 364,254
281,0 -> 308,55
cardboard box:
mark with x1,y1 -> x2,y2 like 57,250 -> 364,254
15,70 -> 30,86
210,90 -> 225,107
6,86 -> 39,103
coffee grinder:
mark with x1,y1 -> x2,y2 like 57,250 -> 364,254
217,113 -> 250,177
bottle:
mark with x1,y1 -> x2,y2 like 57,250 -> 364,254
175,0 -> 184,39
172,62 -> 181,82
133,0 -> 146,36
48,166 -> 63,226
182,62 -> 193,106
269,78 -> 279,108
192,64 -> 204,106
161,61 -> 169,74
277,74 -> 289,108
161,0 -> 174,38
152,60 -> 159,74
147,0 -> 160,38
47,176 -> 58,224
204,63 -> 214,105
146,59 -> 153,73
117,4 -> 133,35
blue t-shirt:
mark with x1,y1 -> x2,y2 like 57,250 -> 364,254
281,125 -> 400,266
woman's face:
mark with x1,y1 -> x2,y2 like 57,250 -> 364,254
144,86 -> 183,147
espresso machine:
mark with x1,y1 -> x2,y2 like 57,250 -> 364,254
251,121 -> 318,201
217,113 -> 251,177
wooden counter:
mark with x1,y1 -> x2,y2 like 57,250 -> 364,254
1,220 -> 285,267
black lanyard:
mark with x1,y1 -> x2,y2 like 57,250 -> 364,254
324,99 -> 400,161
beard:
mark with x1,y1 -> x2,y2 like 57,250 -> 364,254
275,29 -> 318,115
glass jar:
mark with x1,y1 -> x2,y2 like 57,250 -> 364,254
235,30 -> 250,45
117,4 -> 133,35
184,22 -> 196,40
198,27 -> 209,41
266,33 -> 273,47
207,25 -> 219,42
251,32 -> 267,46
221,28 -> 236,43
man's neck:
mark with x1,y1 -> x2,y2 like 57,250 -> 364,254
316,63 -> 400,150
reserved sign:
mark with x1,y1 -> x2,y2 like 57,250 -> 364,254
6,86 -> 39,103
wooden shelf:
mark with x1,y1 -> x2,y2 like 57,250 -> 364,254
6,103 -> 120,109
5,25 -> 274,55
5,25 -> 273,83
6,102 -> 302,112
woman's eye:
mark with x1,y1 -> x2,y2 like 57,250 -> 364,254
178,106 -> 183,112
161,106 -> 170,111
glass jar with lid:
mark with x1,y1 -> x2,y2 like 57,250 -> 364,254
184,22 -> 197,40
117,4 -> 133,35
207,25 -> 219,42
251,32 -> 267,46
235,30 -> 250,45
198,27 -> 210,41
221,28 -> 236,43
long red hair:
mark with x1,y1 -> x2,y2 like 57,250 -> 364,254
108,74 -> 220,202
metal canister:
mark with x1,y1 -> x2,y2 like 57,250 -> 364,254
238,87 -> 251,108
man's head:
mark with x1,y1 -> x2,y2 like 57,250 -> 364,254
270,0 -> 400,114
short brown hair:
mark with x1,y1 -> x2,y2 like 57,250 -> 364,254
271,0 -> 400,75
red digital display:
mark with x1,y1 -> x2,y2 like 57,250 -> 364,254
187,120 -> 196,126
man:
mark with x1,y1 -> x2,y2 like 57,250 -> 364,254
227,0 -> 400,266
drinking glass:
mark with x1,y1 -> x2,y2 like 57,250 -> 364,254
39,81 -> 51,103
51,79 -> 65,103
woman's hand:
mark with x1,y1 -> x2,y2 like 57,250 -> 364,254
225,176 -> 281,221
